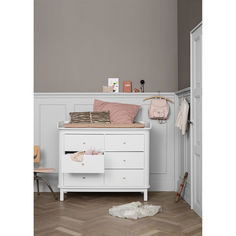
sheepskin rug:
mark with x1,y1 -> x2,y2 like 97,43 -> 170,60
109,201 -> 161,220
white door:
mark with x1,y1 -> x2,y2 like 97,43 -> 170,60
190,23 -> 202,217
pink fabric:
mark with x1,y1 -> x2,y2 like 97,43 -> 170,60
93,99 -> 140,124
148,99 -> 169,120
85,149 -> 102,155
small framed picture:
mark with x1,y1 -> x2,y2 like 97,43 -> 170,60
108,78 -> 119,93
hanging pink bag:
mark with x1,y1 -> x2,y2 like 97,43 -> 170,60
148,99 -> 169,120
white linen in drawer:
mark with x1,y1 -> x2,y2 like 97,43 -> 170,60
64,135 -> 104,151
63,173 -> 104,186
105,152 -> 144,169
62,154 -> 104,173
105,135 -> 144,151
105,170 -> 144,186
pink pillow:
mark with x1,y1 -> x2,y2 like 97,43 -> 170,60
93,99 -> 140,124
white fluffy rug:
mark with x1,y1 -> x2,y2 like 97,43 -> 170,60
109,201 -> 162,220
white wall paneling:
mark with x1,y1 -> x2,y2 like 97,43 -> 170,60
190,23 -> 202,217
175,88 -> 191,205
34,92 -> 176,192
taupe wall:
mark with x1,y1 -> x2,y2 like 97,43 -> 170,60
34,0 -> 178,92
178,0 -> 202,90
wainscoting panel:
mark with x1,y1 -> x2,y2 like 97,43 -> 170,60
34,93 -> 176,192
175,88 -> 191,205
150,123 -> 168,174
39,104 -> 67,171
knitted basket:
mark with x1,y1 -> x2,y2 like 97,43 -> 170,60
69,111 -> 110,124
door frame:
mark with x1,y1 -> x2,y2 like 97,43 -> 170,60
190,22 -> 202,214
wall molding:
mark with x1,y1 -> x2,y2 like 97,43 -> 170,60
34,92 -> 176,192
175,87 -> 190,96
34,92 -> 175,98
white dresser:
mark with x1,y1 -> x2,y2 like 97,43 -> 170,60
58,121 -> 151,201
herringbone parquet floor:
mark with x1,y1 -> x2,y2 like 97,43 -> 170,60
34,192 -> 202,236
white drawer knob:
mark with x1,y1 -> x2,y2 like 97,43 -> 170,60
123,142 -> 126,144
123,160 -> 126,162
82,176 -> 86,179
82,163 -> 85,166
122,177 -> 126,180
82,142 -> 86,144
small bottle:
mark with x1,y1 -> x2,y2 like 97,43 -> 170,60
140,80 -> 145,93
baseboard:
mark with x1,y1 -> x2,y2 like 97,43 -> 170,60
149,178 -> 175,191
34,173 -> 175,192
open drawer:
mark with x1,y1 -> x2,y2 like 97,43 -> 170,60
62,154 -> 104,173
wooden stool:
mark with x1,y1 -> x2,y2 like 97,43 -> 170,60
34,168 -> 58,200
34,146 -> 58,200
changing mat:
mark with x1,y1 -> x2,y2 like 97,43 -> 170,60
64,122 -> 145,128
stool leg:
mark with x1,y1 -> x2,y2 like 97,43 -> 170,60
36,178 -> 40,195
38,176 -> 58,200
34,173 -> 40,196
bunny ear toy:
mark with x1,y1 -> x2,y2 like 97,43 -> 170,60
70,151 -> 85,162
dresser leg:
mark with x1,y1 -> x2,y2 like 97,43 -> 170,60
60,190 -> 64,201
144,190 -> 148,201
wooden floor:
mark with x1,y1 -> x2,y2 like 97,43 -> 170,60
34,192 -> 202,236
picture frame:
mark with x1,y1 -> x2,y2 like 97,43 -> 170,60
108,78 -> 119,93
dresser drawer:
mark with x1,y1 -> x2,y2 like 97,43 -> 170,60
63,173 -> 104,186
105,170 -> 144,186
62,154 -> 104,173
105,152 -> 144,169
105,135 -> 144,151
64,135 -> 104,151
